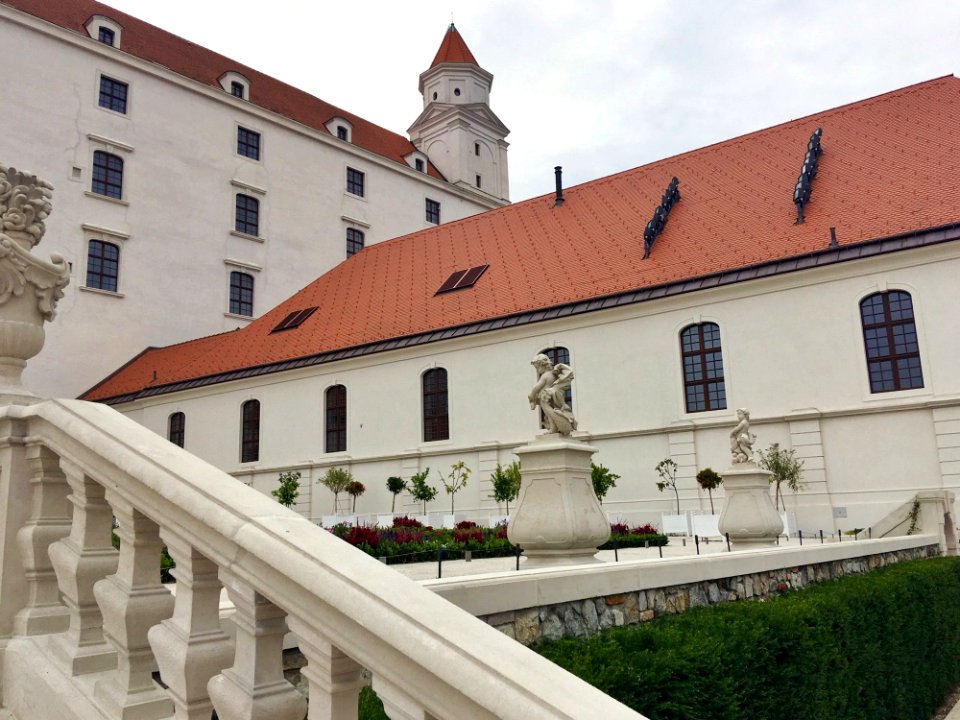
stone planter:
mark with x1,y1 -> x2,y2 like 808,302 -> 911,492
508,433 -> 610,567
718,464 -> 783,547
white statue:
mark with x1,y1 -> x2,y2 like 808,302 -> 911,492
730,408 -> 756,464
529,354 -> 577,435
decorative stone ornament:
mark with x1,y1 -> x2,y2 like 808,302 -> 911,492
718,409 -> 784,546
0,164 -> 70,403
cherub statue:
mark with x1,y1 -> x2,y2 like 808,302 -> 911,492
730,408 -> 756,464
529,353 -> 577,435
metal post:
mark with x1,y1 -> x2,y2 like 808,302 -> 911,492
725,532 -> 731,552
820,530 -> 824,544
694,535 -> 700,556
798,530 -> 803,546
614,539 -> 619,562
515,545 -> 521,571
437,546 -> 443,579
838,529 -> 842,542
658,543 -> 662,558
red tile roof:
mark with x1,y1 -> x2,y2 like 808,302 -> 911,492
82,76 -> 960,402
2,0 -> 445,178
430,23 -> 479,67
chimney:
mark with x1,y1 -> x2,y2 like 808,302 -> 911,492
554,166 -> 564,206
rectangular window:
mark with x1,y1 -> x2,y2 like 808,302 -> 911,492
86,239 -> 119,292
474,142 -> 480,156
235,194 -> 259,236
98,76 -> 128,113
346,167 -> 364,197
229,271 -> 255,317
415,158 -> 425,172
91,150 -> 123,199
476,174 -> 482,188
237,127 -> 261,160
231,81 -> 245,98
325,385 -> 347,453
168,412 -> 185,448
240,400 -> 260,463
425,198 -> 441,224
337,125 -> 348,140
98,26 -> 115,45
346,228 -> 364,258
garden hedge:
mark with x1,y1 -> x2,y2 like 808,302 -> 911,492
535,557 -> 960,720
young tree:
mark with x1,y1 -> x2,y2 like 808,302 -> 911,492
439,461 -> 471,514
655,458 -> 681,514
490,461 -> 521,515
695,467 -> 723,514
591,463 -> 621,504
758,443 -> 805,511
272,470 -> 301,508
408,468 -> 436,514
386,476 -> 407,513
319,467 -> 353,513
345,480 -> 365,513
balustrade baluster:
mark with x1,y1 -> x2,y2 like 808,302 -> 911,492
48,458 -> 119,674
13,443 -> 71,635
285,617 -> 366,720
207,572 -> 306,720
93,491 -> 174,719
148,532 -> 233,719
372,677 -> 440,720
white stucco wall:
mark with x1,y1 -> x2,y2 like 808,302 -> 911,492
116,242 -> 960,534
0,6 -> 501,398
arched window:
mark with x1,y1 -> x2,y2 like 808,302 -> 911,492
235,194 -> 259,235
240,399 -> 260,463
422,368 -> 449,442
325,385 -> 347,453
860,291 -> 924,393
168,412 -> 185,448
92,150 -> 123,199
86,239 -> 120,292
538,346 -> 573,427
680,323 -> 727,413
229,271 -> 255,317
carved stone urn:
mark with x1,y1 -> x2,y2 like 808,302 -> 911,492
508,433 -> 610,567
717,463 -> 784,547
0,164 -> 70,404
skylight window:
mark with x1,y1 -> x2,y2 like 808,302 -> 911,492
435,264 -> 489,295
271,307 -> 318,333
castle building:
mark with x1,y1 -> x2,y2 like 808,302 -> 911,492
82,76 -> 960,534
0,0 -> 508,398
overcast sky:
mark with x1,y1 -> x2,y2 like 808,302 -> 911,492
102,0 -> 959,202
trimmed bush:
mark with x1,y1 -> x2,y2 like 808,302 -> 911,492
536,557 -> 960,720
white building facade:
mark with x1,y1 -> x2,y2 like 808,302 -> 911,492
0,1 -> 507,398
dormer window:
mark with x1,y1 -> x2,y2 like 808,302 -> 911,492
325,117 -> 352,143
415,158 -> 425,172
85,15 -> 122,48
404,150 -> 429,173
219,72 -> 250,100
337,126 -> 348,141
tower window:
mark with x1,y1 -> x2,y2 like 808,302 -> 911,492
474,142 -> 480,156
454,88 -> 461,97
476,174 -> 482,189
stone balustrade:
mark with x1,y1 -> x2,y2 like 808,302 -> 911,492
0,398 -> 645,719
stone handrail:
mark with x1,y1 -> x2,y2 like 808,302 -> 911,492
0,398 -> 644,719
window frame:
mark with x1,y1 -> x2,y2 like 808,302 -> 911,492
98,75 -> 128,114
325,385 -> 347,453
679,322 -> 727,414
425,198 -> 441,224
346,167 -> 365,197
422,368 -> 449,442
236,126 -> 261,160
85,238 -> 120,293
98,26 -> 115,45
346,228 -> 364,258
91,150 -> 124,200
859,290 -> 925,393
229,270 -> 255,317
168,412 -> 185,448
234,193 -> 260,236
240,399 -> 260,463
231,81 -> 245,99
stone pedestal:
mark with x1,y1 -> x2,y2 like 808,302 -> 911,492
508,434 -> 610,567
718,463 -> 783,547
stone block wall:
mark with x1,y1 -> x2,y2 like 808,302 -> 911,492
483,545 -> 939,645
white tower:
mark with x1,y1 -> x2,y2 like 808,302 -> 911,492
408,24 -> 510,203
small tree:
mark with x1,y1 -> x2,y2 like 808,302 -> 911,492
408,468 -> 436,514
695,467 -> 723,514
591,463 -> 621,504
386,476 -> 407,513
439,461 -> 471,514
758,443 -> 804,512
655,458 -> 681,514
272,470 -> 301,508
490,461 -> 521,514
346,480 -> 365,513
319,467 -> 353,513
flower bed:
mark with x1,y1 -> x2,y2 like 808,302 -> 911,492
327,517 -> 668,563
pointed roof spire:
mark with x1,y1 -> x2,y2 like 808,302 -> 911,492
430,23 -> 479,67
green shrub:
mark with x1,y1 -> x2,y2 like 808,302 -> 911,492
536,557 -> 960,720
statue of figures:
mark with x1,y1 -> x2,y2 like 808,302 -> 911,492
730,408 -> 756,464
529,354 -> 577,435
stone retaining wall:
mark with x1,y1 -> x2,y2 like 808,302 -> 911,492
482,545 -> 938,645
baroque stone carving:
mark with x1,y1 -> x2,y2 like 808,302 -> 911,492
730,408 -> 756,464
1,164 -> 53,249
529,353 -> 577,435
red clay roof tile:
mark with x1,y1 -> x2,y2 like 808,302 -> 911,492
3,0 -> 444,178
430,23 -> 479,67
82,76 -> 960,401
